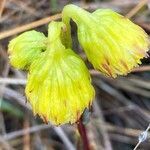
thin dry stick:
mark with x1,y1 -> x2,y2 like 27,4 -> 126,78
126,0 -> 148,18
0,68 -> 149,85
94,79 -> 150,120
0,78 -> 26,85
23,118 -> 30,150
93,100 -> 112,150
0,0 -> 6,18
0,1 -> 141,40
0,13 -> 61,40
3,124 -> 51,140
2,123 -> 75,150
132,66 -> 150,72
90,65 -> 150,76
1,65 -> 150,85
2,86 -> 75,150
104,123 -> 149,138
0,50 -> 10,135
0,136 -> 14,150
3,87 -> 31,109
53,127 -> 76,150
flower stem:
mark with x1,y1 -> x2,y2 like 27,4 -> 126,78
77,118 -> 90,150
62,4 -> 91,49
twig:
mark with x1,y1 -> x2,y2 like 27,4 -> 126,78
0,136 -> 14,150
90,66 -> 150,76
23,118 -> 30,150
3,87 -> 31,109
0,0 -> 6,18
2,86 -> 75,150
0,13 -> 62,40
105,123 -> 149,138
0,77 -> 26,85
0,51 -> 10,135
53,127 -> 76,150
1,65 -> 150,85
93,100 -> 112,150
0,1 -> 142,40
93,79 -> 150,121
2,123 -> 75,150
132,66 -> 150,72
109,133 -> 137,145
3,124 -> 51,140
126,0 -> 148,18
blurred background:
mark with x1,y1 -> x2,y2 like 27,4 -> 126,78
0,0 -> 150,150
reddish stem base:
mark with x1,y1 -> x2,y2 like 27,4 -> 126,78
77,119 -> 90,150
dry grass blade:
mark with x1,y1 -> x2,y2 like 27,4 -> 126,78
53,127 -> 76,150
1,65 -> 150,85
0,136 -> 14,150
132,66 -> 150,72
2,86 -> 75,150
0,0 -> 6,18
3,124 -> 51,140
126,0 -> 148,18
93,100 -> 112,150
0,13 -> 61,40
0,78 -> 26,85
23,118 -> 30,150
0,0 -> 142,40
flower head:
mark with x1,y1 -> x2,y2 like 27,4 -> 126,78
63,5 -> 150,77
25,22 -> 94,125
8,31 -> 47,70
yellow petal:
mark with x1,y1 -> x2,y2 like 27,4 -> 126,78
25,21 -> 95,125
79,9 -> 150,77
62,5 -> 150,77
26,48 -> 94,125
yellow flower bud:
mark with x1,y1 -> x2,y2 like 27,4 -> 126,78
63,5 -> 150,77
8,31 -> 47,70
25,22 -> 94,125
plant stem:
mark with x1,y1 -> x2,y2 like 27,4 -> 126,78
77,118 -> 90,150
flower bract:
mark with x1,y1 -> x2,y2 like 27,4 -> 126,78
25,22 -> 95,125
63,5 -> 150,77
8,31 -> 47,70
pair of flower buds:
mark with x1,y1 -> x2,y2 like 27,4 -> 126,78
8,5 -> 149,125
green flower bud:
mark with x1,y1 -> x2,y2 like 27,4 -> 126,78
8,31 -> 47,70
62,5 -> 149,77
25,21 -> 95,125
